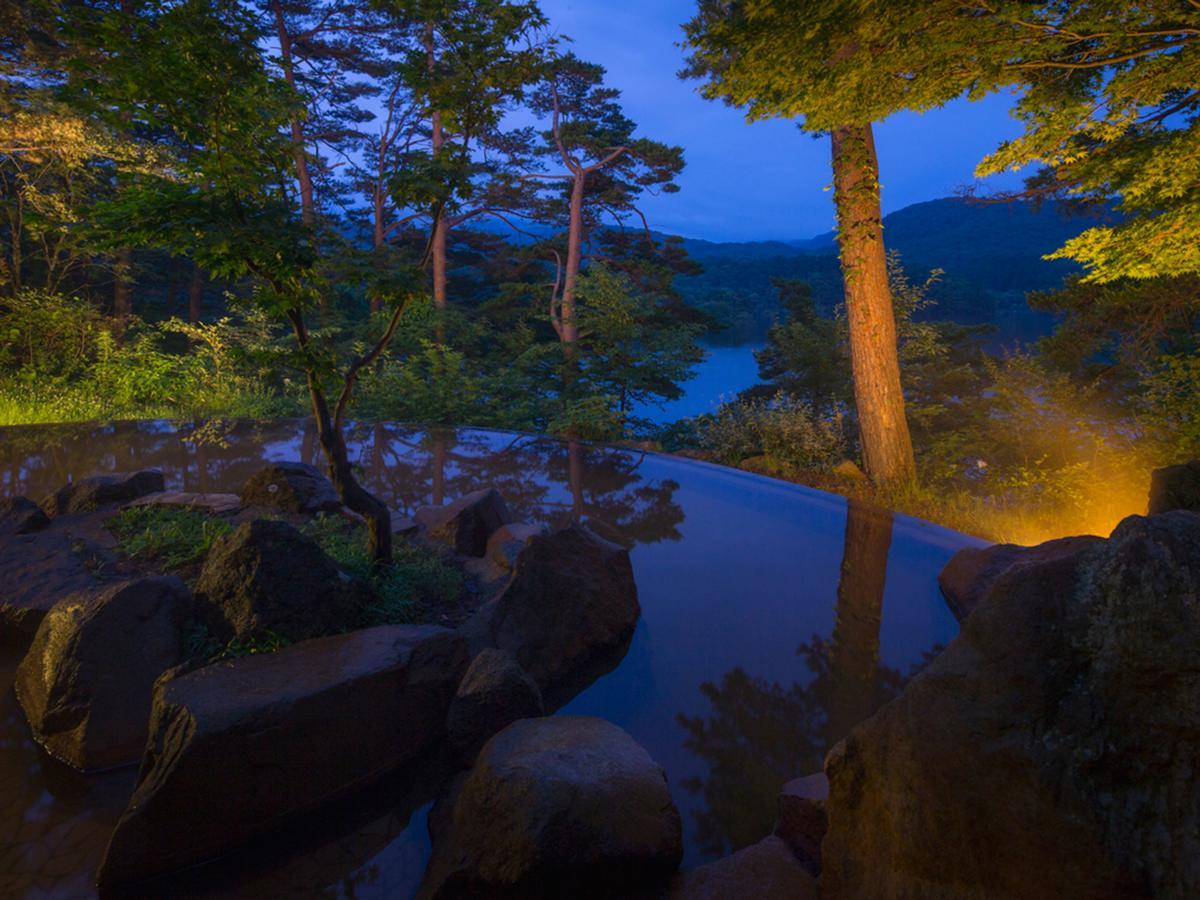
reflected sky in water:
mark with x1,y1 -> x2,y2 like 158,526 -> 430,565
0,420 -> 985,897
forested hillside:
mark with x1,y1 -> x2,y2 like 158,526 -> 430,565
677,197 -> 1113,344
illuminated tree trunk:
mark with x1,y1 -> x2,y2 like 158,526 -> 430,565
831,123 -> 916,484
825,498 -> 893,750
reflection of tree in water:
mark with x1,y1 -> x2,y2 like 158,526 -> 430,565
677,500 -> 936,858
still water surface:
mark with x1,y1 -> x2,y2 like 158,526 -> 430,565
0,420 -> 983,897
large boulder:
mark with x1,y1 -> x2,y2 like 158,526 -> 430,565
1148,459 -> 1200,515
239,461 -> 342,514
14,577 -> 193,771
938,534 -> 1101,622
669,835 -> 817,900
40,470 -> 165,517
0,496 -> 49,536
420,716 -> 682,898
446,648 -> 544,761
0,531 -> 107,638
98,624 -> 467,888
416,489 -> 513,557
469,523 -> 639,696
194,519 -> 364,643
821,511 -> 1200,899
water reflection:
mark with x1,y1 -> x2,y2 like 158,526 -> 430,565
676,500 -> 937,858
0,420 -> 976,895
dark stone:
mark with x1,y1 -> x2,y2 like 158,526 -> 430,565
0,496 -> 49,536
469,523 -> 639,695
485,523 -> 546,571
821,511 -> 1200,899
938,534 -> 1102,622
13,577 -> 193,771
776,773 -> 826,874
446,648 -> 544,761
1148,460 -> 1200,515
0,532 -> 107,639
669,835 -> 818,899
194,519 -> 365,643
126,491 -> 242,515
40,470 -> 165,517
98,624 -> 468,888
420,716 -> 682,898
239,461 -> 342,514
416,489 -> 513,557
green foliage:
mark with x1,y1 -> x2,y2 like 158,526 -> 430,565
300,514 -> 463,625
109,506 -> 232,569
699,392 -> 849,475
183,622 -> 292,662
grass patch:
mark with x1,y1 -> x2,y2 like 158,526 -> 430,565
300,513 -> 464,625
109,506 -> 232,569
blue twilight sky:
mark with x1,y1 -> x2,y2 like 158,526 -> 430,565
538,0 -> 1028,242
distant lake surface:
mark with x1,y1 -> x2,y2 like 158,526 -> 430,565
636,343 -> 764,425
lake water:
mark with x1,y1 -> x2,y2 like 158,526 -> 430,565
634,344 -> 763,425
0,421 -> 983,897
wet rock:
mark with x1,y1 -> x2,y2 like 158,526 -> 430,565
1148,459 -> 1200,514
0,496 -> 49,536
40,470 -> 165,517
670,835 -> 817,899
0,532 -> 107,639
485,523 -> 545,571
98,624 -> 467,889
239,461 -> 342,514
469,523 -> 639,696
821,511 -> 1200,899
420,716 -> 682,898
416,489 -> 513,557
194,519 -> 365,643
938,534 -> 1101,622
776,773 -> 826,874
446,648 -> 544,761
13,577 -> 193,771
126,491 -> 242,515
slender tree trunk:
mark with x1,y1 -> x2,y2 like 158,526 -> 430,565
307,381 -> 393,563
112,247 -> 133,336
825,498 -> 893,751
187,264 -> 204,323
561,170 -> 586,346
164,279 -> 178,318
425,21 -> 448,326
271,0 -> 316,228
371,183 -> 386,314
830,123 -> 916,484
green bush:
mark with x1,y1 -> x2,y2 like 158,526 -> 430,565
700,392 -> 849,474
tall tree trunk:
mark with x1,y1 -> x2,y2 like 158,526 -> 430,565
187,264 -> 204,323
271,0 -> 316,228
164,279 -> 178,318
560,170 -> 586,346
371,181 -> 387,314
825,498 -> 893,751
425,21 -> 448,327
830,123 -> 916,484
112,247 -> 133,336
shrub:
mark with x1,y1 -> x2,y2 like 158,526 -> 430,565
700,393 -> 849,474
300,514 -> 463,625
109,506 -> 232,569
